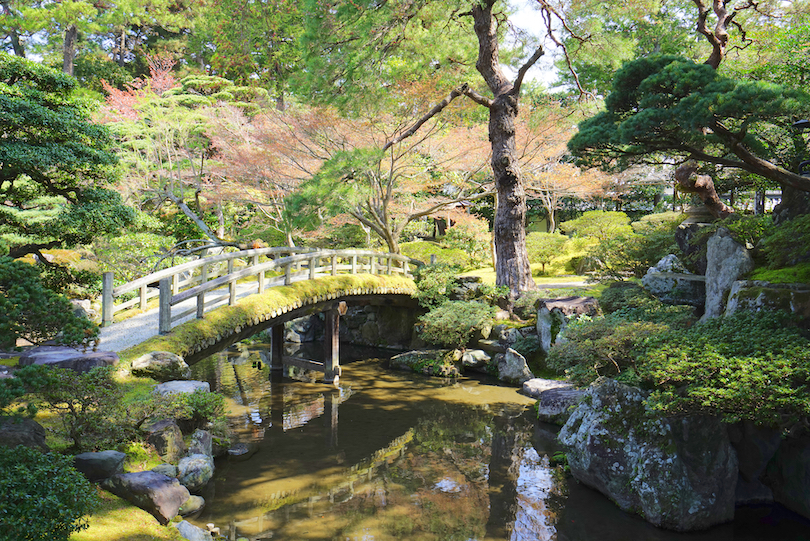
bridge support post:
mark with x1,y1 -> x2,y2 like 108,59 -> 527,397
323,301 -> 346,385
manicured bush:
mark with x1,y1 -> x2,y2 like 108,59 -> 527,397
418,301 -> 496,349
0,445 -> 98,541
412,263 -> 463,308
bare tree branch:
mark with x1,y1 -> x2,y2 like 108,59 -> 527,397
513,46 -> 544,95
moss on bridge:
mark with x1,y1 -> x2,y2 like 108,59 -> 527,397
119,274 -> 417,365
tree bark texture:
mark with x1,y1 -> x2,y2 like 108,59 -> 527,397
63,24 -> 77,76
472,1 -> 536,294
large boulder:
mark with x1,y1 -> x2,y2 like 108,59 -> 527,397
188,429 -> 213,457
461,349 -> 491,370
173,520 -> 213,541
144,419 -> 186,462
178,453 -> 215,493
18,346 -> 118,373
131,351 -> 191,382
558,379 -> 738,531
178,495 -> 206,517
725,280 -> 810,320
73,450 -> 126,482
674,206 -> 715,275
495,348 -> 534,385
102,471 -> 190,525
701,228 -> 754,320
521,379 -> 584,425
764,435 -> 810,519
641,255 -> 706,307
0,416 -> 48,451
153,380 -> 210,396
536,296 -> 600,353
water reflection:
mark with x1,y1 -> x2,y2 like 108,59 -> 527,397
189,343 -> 810,541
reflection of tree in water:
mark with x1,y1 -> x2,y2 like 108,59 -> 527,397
326,402 -> 564,540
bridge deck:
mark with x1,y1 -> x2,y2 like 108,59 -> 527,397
99,275 -> 284,353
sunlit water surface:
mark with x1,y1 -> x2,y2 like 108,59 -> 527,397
188,343 -> 810,541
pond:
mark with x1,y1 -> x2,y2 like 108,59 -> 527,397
188,342 -> 810,541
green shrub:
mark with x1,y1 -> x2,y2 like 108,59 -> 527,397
412,263 -> 463,308
623,215 -> 682,277
441,219 -> 490,268
547,316 -> 670,385
179,388 -> 227,431
0,445 -> 98,541
0,257 -> 98,350
548,303 -> 810,426
559,210 -> 633,242
418,301 -> 496,349
14,365 -> 125,452
761,213 -> 810,268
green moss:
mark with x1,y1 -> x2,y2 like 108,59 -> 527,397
119,274 -> 416,364
749,263 -> 810,284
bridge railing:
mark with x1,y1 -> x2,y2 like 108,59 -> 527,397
101,246 -> 317,326
101,248 -> 419,333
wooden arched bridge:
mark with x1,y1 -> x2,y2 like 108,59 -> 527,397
99,247 -> 420,383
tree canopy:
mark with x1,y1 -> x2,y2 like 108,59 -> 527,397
568,54 -> 810,215
0,53 -> 133,258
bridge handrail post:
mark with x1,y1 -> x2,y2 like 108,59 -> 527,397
171,273 -> 179,295
101,272 -> 114,327
158,278 -> 172,334
309,255 -> 318,280
228,259 -> 236,305
351,255 -> 357,274
285,261 -> 292,285
331,254 -> 338,276
387,255 -> 393,275
370,255 -> 376,274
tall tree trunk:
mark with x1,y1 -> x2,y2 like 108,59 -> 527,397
118,29 -> 127,67
63,24 -> 77,76
472,1 -> 536,294
489,95 -> 534,293
1,1 -> 25,57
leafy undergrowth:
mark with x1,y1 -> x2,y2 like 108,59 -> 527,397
119,274 -> 416,365
69,489 -> 184,541
548,284 -> 810,428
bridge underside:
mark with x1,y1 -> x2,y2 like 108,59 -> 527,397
184,293 -> 418,383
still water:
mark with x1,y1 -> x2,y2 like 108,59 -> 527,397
188,343 -> 810,541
